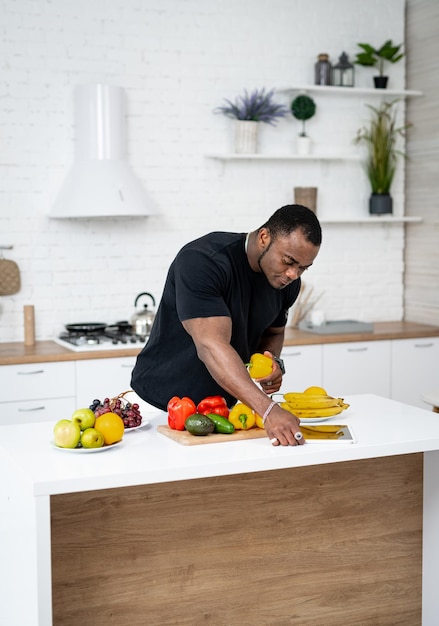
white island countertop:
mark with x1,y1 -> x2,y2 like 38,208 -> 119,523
2,394 -> 439,626
2,394 -> 439,497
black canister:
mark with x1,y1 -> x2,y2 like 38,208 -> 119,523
315,53 -> 332,85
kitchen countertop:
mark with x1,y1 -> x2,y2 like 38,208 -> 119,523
1,393 -> 439,497
283,320 -> 439,345
1,321 -> 438,365
0,340 -> 143,364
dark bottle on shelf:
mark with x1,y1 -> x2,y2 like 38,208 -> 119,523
315,53 -> 332,85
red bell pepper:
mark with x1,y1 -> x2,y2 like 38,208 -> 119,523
167,396 -> 197,431
196,395 -> 229,418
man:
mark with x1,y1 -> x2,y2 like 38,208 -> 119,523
131,204 -> 321,446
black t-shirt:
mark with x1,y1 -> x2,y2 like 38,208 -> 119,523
131,232 -> 301,410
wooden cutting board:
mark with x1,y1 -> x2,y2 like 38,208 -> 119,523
157,425 -> 267,446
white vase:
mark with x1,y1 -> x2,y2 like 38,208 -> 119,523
297,135 -> 311,155
234,120 -> 259,154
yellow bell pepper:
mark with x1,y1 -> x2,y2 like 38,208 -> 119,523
247,353 -> 273,379
228,403 -> 256,430
255,413 -> 265,429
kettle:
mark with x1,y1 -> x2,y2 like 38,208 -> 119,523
131,292 -> 156,337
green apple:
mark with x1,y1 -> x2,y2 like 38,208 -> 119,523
53,419 -> 81,449
71,408 -> 96,431
81,427 -> 105,449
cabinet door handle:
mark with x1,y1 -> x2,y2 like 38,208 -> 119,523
414,342 -> 433,348
283,352 -> 302,357
347,347 -> 368,352
17,369 -> 44,375
121,364 -> 134,368
18,406 -> 45,412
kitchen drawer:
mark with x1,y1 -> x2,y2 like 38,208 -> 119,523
322,340 -> 391,397
0,362 -> 76,403
0,397 -> 76,425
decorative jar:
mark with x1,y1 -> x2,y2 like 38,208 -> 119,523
332,52 -> 354,87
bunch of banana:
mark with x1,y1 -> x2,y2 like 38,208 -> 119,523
281,387 -> 350,419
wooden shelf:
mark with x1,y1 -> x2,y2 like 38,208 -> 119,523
206,153 -> 361,161
276,84 -> 423,97
208,85 -> 423,225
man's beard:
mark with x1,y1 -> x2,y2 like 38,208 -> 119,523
257,240 -> 272,272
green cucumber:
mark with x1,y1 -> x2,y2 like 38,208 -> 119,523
206,413 -> 235,434
185,414 -> 215,436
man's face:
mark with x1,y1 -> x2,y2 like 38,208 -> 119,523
257,228 -> 320,290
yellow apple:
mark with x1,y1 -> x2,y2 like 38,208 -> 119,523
71,408 -> 96,431
53,419 -> 81,448
81,427 -> 105,449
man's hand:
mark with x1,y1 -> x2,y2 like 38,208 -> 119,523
254,350 -> 282,394
264,404 -> 305,446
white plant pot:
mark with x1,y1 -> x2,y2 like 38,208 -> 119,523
297,135 -> 311,155
234,120 -> 259,154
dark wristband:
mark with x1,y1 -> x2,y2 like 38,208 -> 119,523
273,356 -> 285,375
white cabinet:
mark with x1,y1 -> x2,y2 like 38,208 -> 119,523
0,362 -> 76,425
280,345 -> 323,392
75,357 -> 138,408
0,397 -> 76,425
2,332 -> 436,425
282,336 -> 438,404
322,340 -> 391,397
391,338 -> 439,409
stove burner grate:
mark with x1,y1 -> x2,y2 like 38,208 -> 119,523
58,321 -> 146,348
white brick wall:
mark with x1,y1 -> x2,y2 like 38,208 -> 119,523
405,0 -> 439,325
0,0 -> 406,341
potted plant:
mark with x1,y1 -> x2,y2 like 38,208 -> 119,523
290,94 -> 316,155
354,40 -> 404,89
215,88 -> 289,153
354,99 -> 410,215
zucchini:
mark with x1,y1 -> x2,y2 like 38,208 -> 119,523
206,413 -> 235,434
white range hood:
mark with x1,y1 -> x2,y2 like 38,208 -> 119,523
50,84 -> 155,219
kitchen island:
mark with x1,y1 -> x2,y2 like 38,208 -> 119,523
1,394 -> 439,625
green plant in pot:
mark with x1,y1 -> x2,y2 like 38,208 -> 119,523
215,88 -> 289,153
354,40 -> 404,89
354,99 -> 410,215
290,94 -> 316,154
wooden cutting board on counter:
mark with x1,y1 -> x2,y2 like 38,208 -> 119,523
157,425 -> 267,446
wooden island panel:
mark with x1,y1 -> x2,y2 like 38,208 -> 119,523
51,453 -> 422,626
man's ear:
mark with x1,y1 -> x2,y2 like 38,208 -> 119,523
258,228 -> 271,249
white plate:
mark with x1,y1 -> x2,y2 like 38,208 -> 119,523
299,415 -> 341,424
51,440 -> 123,453
123,419 -> 150,433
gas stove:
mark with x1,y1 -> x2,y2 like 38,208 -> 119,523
54,322 -> 148,352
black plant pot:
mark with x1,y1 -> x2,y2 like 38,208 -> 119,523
369,193 -> 393,215
374,76 -> 388,89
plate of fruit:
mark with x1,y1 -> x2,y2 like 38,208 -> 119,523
52,409 -> 125,452
51,391 -> 147,452
278,386 -> 350,424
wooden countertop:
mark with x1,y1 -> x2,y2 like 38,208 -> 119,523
0,321 -> 438,366
0,341 -> 142,365
283,320 -> 439,346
